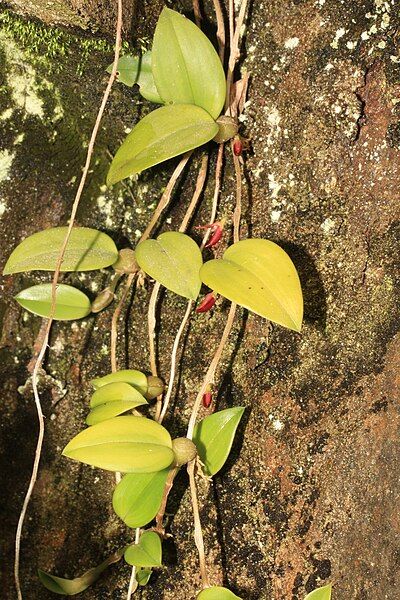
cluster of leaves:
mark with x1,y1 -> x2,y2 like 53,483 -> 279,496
2,6 -> 316,599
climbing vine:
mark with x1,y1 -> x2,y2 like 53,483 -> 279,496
4,2 -> 332,599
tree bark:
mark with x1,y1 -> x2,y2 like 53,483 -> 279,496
0,1 -> 399,599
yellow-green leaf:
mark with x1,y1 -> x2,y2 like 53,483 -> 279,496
152,8 -> 225,119
136,567 -> 152,586
86,400 -> 148,426
63,416 -> 174,473
90,382 -> 147,408
4,227 -> 118,274
197,587 -> 242,600
15,284 -> 91,321
107,52 -> 162,103
107,104 -> 218,185
124,531 -> 162,568
38,548 -> 124,595
135,231 -> 202,299
113,468 -> 169,528
305,585 -> 332,600
200,239 -> 303,332
193,407 -> 245,476
91,370 -> 148,395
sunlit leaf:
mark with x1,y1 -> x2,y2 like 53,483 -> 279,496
107,52 -> 162,103
200,239 -> 303,332
136,567 -> 152,586
305,584 -> 332,600
113,468 -> 169,528
63,416 -> 174,473
91,370 -> 148,396
193,407 -> 245,476
86,399 -> 148,426
38,548 -> 124,595
90,382 -> 147,408
4,227 -> 118,274
107,104 -> 218,185
197,586 -> 242,599
124,531 -> 162,568
135,232 -> 202,299
152,8 -> 225,119
15,284 -> 91,320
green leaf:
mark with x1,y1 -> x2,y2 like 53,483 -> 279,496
91,370 -> 148,395
197,587 -> 242,600
4,227 -> 118,274
107,52 -> 162,103
63,415 -> 174,473
135,231 -> 202,299
124,531 -> 162,568
38,548 -> 124,595
193,407 -> 245,476
86,400 -> 148,426
152,8 -> 225,119
107,104 -> 218,185
200,239 -> 303,332
90,382 -> 147,408
113,468 -> 169,528
305,585 -> 332,600
15,284 -> 91,321
136,568 -> 152,586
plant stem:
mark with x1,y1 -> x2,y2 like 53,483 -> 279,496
187,460 -> 210,588
225,0 -> 249,113
111,272 -> 137,373
179,154 -> 209,233
212,0 -> 226,63
126,527 -> 141,600
193,0 -> 201,27
14,2 -> 123,598
154,467 -> 178,534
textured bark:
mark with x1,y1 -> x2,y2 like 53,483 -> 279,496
0,1 -> 399,600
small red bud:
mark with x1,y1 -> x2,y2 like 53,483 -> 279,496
202,391 -> 212,408
233,137 -> 243,156
205,226 -> 223,248
196,292 -> 216,313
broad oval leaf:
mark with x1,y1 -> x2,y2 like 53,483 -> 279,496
200,239 -> 303,332
107,104 -> 218,185
197,587 -> 242,600
107,52 -> 162,103
193,407 -> 245,476
305,585 -> 332,600
91,369 -> 148,395
124,531 -> 162,568
136,568 -> 152,586
90,382 -> 147,408
86,400 -> 148,426
63,416 -> 174,473
135,232 -> 202,299
152,8 -> 225,119
113,468 -> 169,528
15,284 -> 91,320
4,227 -> 118,274
38,548 -> 124,595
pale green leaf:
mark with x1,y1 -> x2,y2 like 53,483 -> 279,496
38,548 -> 124,595
15,284 -> 91,321
193,407 -> 245,476
152,8 -> 225,119
305,585 -> 332,600
4,227 -> 118,274
197,586 -> 242,599
124,531 -> 162,568
107,52 -> 162,103
136,568 -> 152,586
91,370 -> 148,395
107,104 -> 218,185
86,399 -> 148,426
135,231 -> 202,299
200,239 -> 303,332
113,468 -> 169,528
63,416 -> 174,473
90,382 -> 147,408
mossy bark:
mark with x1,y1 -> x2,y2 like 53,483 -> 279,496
0,1 -> 399,599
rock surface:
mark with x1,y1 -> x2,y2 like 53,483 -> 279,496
0,1 -> 399,599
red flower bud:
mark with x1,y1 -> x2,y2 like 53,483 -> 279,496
196,292 -> 216,313
205,226 -> 223,248
202,391 -> 212,408
233,137 -> 243,156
